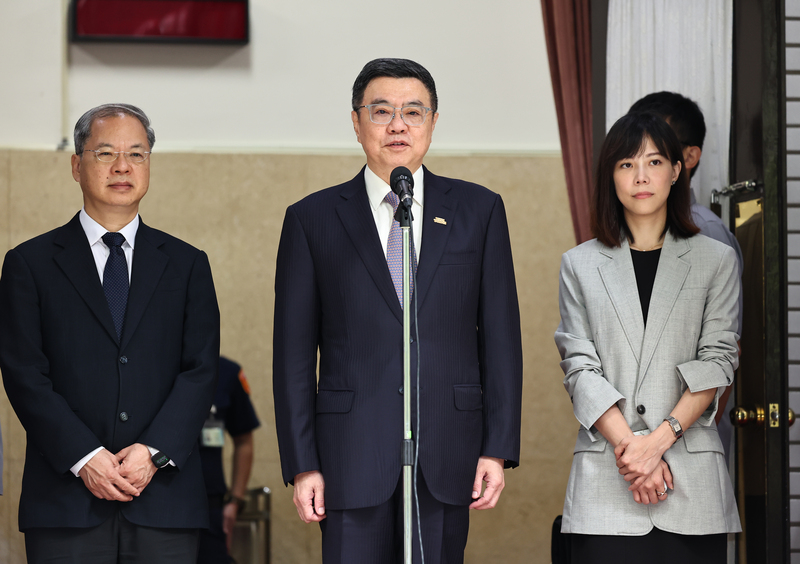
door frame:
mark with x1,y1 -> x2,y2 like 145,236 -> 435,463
759,0 -> 790,560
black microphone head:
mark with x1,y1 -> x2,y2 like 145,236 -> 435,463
390,166 -> 414,196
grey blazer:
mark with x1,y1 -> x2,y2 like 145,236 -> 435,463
554,233 -> 742,536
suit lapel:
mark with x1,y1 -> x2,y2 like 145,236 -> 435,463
53,214 -> 120,344
336,171 -> 404,323
415,168 -> 455,311
121,220 -> 169,349
597,239 -> 644,364
636,234 -> 690,389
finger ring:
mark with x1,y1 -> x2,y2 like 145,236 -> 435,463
657,490 -> 667,496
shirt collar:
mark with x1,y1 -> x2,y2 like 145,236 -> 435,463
79,208 -> 140,249
364,165 -> 425,211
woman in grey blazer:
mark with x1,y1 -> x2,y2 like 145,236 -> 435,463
554,112 -> 741,563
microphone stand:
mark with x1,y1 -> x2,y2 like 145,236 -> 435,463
396,199 -> 415,564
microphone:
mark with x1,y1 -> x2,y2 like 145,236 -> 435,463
390,166 -> 414,209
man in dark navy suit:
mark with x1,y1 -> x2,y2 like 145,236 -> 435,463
273,58 -> 523,563
0,104 -> 220,563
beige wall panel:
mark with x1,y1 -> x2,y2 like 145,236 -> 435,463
7,151 -> 81,247
0,151 -> 576,563
0,150 -> 17,564
0,151 -> 10,250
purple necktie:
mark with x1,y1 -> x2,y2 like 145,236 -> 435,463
385,191 -> 418,307
102,232 -> 129,341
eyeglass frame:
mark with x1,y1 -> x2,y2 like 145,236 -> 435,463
356,104 -> 434,126
82,149 -> 151,164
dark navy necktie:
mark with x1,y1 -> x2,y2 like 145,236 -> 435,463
102,232 -> 129,341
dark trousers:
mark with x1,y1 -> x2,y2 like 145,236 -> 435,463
570,528 -> 727,564
25,510 -> 199,564
320,469 -> 470,564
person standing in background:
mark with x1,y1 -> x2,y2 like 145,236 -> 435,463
198,356 -> 260,564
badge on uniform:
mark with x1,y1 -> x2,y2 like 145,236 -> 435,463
202,405 -> 226,447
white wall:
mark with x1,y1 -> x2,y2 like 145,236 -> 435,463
0,2 -> 65,149
1,0 -> 560,154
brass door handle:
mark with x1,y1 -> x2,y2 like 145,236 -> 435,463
730,405 -> 765,427
731,405 -> 795,427
768,404 -> 796,428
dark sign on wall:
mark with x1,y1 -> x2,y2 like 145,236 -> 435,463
70,0 -> 249,44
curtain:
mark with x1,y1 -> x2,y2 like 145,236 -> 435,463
605,0 -> 733,208
541,0 -> 594,244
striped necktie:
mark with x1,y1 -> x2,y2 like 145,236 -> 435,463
385,191 -> 418,307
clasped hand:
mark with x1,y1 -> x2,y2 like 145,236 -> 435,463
615,434 -> 673,504
78,443 -> 157,501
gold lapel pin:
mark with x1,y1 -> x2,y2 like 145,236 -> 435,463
434,217 -> 447,225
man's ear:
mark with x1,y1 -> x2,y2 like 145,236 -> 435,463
352,110 -> 362,144
683,145 -> 702,172
71,154 -> 82,183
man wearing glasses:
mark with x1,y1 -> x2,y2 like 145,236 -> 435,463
0,104 -> 220,563
273,58 -> 523,562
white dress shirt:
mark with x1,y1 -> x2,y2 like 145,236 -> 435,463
364,165 -> 424,260
71,210 -> 169,475
79,208 -> 138,284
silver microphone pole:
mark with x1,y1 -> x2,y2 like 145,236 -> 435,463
390,165 -> 417,564
398,203 -> 414,564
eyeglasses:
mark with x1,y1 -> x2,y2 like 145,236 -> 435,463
83,149 -> 151,164
357,104 -> 433,126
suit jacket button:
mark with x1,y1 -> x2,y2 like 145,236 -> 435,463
399,386 -> 403,394
637,404 -> 646,415
119,412 -> 129,422
119,356 -> 128,364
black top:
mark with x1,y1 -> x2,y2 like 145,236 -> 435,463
631,248 -> 662,326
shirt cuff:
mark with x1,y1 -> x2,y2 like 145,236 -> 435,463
71,446 -> 105,477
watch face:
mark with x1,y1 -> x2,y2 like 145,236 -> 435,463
152,453 -> 169,468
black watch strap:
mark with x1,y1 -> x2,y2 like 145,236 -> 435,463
151,451 -> 171,469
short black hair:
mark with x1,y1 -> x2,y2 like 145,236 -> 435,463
629,92 -> 706,148
592,112 -> 698,247
351,58 -> 438,113
629,92 -> 706,178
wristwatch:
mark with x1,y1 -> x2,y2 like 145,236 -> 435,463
150,451 -> 171,469
224,492 -> 247,513
663,416 -> 684,440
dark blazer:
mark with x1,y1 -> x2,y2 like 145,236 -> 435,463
273,167 -> 523,510
0,213 -> 220,531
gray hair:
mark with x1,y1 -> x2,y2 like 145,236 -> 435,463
73,103 -> 156,155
